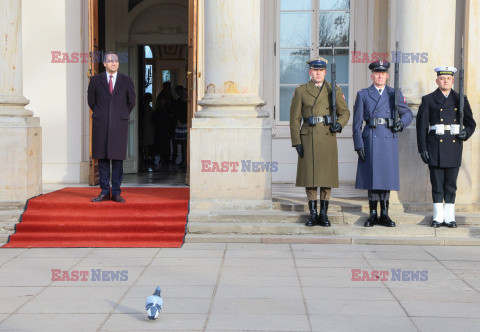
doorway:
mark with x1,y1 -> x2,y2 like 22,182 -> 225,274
87,0 -> 197,186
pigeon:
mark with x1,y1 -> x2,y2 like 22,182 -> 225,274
145,286 -> 163,320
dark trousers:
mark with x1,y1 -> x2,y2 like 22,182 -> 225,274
368,190 -> 390,201
98,159 -> 123,197
428,166 -> 459,203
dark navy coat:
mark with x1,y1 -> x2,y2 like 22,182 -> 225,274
416,88 -> 476,168
88,72 -> 136,160
352,85 -> 413,190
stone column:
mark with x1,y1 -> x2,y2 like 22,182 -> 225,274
0,0 -> 42,203
388,0 -> 457,206
190,0 -> 272,210
458,0 -> 480,206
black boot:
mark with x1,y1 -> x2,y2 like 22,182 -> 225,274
364,200 -> 378,227
305,200 -> 317,226
379,200 -> 395,227
317,200 -> 331,227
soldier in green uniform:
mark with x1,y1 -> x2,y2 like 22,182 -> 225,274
290,57 -> 351,227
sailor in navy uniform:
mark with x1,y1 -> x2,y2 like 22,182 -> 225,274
353,60 -> 413,227
416,66 -> 476,228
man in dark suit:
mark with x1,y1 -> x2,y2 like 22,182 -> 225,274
417,66 -> 476,227
87,52 -> 136,203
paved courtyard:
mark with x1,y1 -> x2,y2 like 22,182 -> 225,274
0,243 -> 480,331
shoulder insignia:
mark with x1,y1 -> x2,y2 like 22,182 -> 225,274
403,96 -> 406,104
342,94 -> 345,100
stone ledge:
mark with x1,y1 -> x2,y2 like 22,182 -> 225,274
184,234 -> 480,246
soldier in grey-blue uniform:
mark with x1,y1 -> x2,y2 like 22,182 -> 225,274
352,61 -> 413,227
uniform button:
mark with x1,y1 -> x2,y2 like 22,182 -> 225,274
440,139 -> 443,142
440,119 -> 444,122
454,119 -> 457,122
455,108 -> 457,111
453,140 -> 456,143
440,109 -> 443,112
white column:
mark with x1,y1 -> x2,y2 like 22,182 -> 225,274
389,0 -> 457,204
0,0 -> 42,202
390,0 -> 457,106
190,0 -> 272,210
458,0 -> 480,205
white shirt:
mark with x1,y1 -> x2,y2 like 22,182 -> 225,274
375,85 -> 385,95
315,83 -> 323,88
106,71 -> 118,89
443,92 -> 450,98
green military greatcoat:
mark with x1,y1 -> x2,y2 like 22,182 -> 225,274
290,80 -> 350,188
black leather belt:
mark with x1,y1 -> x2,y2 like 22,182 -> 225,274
367,118 -> 394,128
304,117 -> 325,126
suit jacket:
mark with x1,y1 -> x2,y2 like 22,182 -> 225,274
87,72 -> 136,160
352,85 -> 412,190
416,88 -> 476,168
289,80 -> 350,188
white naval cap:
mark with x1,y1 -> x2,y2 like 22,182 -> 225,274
434,66 -> 457,76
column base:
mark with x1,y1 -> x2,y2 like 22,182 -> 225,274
0,115 -> 42,202
190,95 -> 272,211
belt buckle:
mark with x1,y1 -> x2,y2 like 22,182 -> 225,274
450,124 -> 460,135
377,118 -> 385,125
435,124 -> 445,135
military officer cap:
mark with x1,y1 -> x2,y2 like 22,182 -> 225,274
369,60 -> 390,72
307,56 -> 328,69
434,66 -> 457,76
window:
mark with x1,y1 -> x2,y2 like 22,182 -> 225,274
161,69 -> 179,89
277,0 -> 351,122
145,64 -> 153,95
144,45 -> 153,59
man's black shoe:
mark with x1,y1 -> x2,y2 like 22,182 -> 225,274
91,194 -> 110,202
112,195 -> 125,203
431,221 -> 442,228
445,221 -> 457,228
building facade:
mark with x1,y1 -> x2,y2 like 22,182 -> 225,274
1,0 -> 479,211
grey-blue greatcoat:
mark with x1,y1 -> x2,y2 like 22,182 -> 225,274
352,84 -> 413,190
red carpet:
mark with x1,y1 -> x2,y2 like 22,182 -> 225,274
3,187 -> 189,248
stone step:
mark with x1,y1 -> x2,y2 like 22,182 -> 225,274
187,222 -> 480,237
0,222 -> 16,233
0,233 -> 10,244
273,197 -> 480,213
185,234 -> 480,246
0,201 -> 26,211
0,210 -> 23,223
188,209 -> 480,226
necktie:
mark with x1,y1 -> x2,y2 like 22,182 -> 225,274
378,89 -> 382,95
109,75 -> 114,93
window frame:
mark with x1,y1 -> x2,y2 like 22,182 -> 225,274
274,0 -> 355,126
